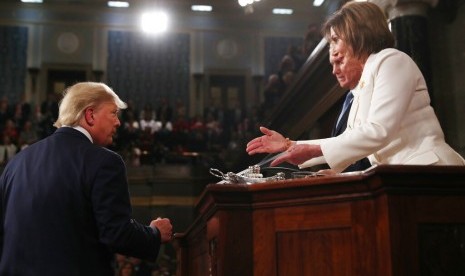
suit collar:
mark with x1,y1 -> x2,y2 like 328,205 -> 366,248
72,126 -> 93,143
55,127 -> 92,143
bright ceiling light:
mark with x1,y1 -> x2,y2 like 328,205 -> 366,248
313,0 -> 325,7
108,1 -> 129,8
238,0 -> 260,7
238,0 -> 253,7
191,5 -> 213,12
21,0 -> 43,3
141,11 -> 168,34
272,8 -> 293,15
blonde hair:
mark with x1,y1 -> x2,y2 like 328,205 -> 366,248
322,1 -> 395,59
54,82 -> 127,128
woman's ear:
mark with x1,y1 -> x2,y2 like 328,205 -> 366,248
84,108 -> 94,126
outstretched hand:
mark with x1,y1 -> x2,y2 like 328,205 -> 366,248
246,126 -> 289,155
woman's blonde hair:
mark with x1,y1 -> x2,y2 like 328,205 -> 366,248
322,1 -> 395,59
54,82 -> 127,128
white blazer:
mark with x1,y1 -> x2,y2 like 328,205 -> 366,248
298,48 -> 465,172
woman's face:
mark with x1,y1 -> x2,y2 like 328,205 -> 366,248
329,28 -> 363,90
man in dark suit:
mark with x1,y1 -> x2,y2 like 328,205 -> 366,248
332,90 -> 371,172
0,82 -> 173,275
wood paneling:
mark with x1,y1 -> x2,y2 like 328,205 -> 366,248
277,228 -> 352,275
175,165 -> 465,276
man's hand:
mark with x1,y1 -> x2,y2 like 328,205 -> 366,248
150,218 -> 173,243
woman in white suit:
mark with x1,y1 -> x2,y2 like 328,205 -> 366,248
246,1 -> 465,173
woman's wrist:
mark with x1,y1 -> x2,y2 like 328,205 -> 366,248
283,138 -> 293,151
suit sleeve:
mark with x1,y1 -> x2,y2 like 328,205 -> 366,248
90,152 -> 161,260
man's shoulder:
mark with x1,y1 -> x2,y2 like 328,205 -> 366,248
30,130 -> 122,161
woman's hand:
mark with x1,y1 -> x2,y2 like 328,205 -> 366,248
246,126 -> 290,155
270,144 -> 323,167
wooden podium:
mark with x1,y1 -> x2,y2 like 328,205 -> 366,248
174,165 -> 465,276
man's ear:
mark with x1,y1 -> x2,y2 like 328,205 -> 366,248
84,108 -> 94,126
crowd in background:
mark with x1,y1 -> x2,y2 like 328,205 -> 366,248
0,90 -> 259,171
0,26 -> 320,276
0,36 -> 318,169
262,24 -> 320,118
0,25 -> 321,172
0,92 -> 57,166
114,253 -> 174,276
0,28 -> 320,174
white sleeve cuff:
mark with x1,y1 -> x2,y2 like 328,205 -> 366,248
298,156 -> 327,169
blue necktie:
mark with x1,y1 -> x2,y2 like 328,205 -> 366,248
335,91 -> 353,130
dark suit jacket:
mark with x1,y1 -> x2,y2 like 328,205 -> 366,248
332,92 -> 371,172
331,96 -> 351,138
0,127 -> 160,276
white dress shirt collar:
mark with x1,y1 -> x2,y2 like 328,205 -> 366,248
66,125 -> 93,143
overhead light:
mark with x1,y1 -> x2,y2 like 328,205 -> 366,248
238,0 -> 260,8
313,0 -> 325,7
108,1 -> 130,8
238,0 -> 261,14
272,8 -> 293,15
141,11 -> 168,34
21,0 -> 43,3
238,0 -> 251,7
191,5 -> 213,12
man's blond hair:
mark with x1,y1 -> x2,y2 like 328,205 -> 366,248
54,82 -> 127,128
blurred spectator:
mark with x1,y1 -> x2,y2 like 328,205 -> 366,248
279,54 -> 296,76
263,74 -> 284,107
174,99 -> 186,120
205,113 -> 222,150
303,24 -> 322,58
0,135 -> 17,166
19,93 -> 32,127
0,97 -> 13,134
40,92 -> 59,122
18,120 -> 39,150
139,103 -> 156,122
282,71 -> 295,88
117,261 -> 135,276
2,119 -> 18,145
129,257 -> 152,276
121,100 -> 138,122
40,92 -> 58,138
114,254 -> 128,272
140,111 -> 158,134
203,98 -> 218,122
156,97 -> 173,123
